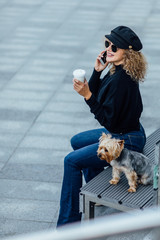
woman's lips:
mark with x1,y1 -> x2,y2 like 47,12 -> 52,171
107,52 -> 114,57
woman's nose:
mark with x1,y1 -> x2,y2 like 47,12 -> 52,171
106,44 -> 111,51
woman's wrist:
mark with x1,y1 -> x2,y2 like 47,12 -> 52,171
94,67 -> 102,72
85,92 -> 92,101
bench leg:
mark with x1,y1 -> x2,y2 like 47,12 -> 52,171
84,195 -> 95,220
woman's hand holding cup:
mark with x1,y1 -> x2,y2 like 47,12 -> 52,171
73,69 -> 92,100
73,78 -> 92,100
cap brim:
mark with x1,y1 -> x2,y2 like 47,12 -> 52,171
105,34 -> 124,49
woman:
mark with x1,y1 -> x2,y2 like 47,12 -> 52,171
57,26 -> 147,227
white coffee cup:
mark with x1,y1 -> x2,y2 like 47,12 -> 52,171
73,69 -> 86,82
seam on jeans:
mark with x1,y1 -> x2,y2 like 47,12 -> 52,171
128,135 -> 145,139
128,135 -> 132,148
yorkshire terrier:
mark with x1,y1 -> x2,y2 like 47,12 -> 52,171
97,133 -> 153,192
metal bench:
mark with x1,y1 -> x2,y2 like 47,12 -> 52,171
80,128 -> 160,219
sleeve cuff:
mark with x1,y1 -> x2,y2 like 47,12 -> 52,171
92,68 -> 102,77
85,94 -> 97,107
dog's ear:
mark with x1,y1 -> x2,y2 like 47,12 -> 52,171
99,133 -> 111,142
106,134 -> 112,139
118,140 -> 124,150
99,133 -> 107,142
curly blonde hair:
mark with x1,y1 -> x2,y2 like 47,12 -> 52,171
109,49 -> 147,82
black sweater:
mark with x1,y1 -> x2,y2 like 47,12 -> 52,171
85,65 -> 143,134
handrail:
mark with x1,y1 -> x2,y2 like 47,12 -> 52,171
3,207 -> 160,240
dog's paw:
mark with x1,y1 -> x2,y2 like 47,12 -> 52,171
138,179 -> 142,184
128,187 -> 136,193
109,179 -> 119,185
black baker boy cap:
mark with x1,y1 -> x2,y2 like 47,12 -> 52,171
105,26 -> 142,51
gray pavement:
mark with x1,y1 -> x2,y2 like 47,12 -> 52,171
0,0 -> 160,238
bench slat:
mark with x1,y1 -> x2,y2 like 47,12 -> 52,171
143,128 -> 160,155
81,167 -> 112,196
120,185 -> 153,209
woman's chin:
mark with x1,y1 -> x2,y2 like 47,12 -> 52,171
106,57 -> 114,63
107,60 -> 113,64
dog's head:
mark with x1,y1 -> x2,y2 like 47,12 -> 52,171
97,133 -> 124,163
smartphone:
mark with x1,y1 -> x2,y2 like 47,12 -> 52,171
99,51 -> 107,65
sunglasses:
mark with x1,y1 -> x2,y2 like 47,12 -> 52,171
105,40 -> 118,53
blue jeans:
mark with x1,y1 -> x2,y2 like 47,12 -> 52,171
57,124 -> 146,227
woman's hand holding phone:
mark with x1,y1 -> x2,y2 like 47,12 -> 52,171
95,50 -> 108,72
